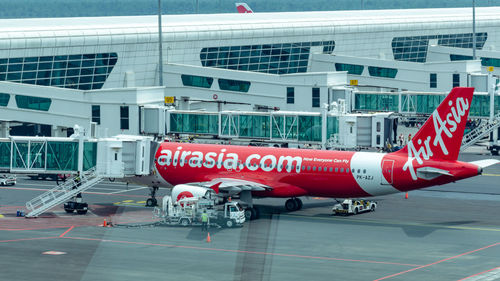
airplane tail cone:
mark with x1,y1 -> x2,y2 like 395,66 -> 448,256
206,232 -> 211,243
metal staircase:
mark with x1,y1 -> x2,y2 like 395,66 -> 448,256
25,168 -> 103,218
461,113 -> 500,151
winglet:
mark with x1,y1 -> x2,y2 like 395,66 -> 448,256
235,3 -> 253,13
209,182 -> 222,194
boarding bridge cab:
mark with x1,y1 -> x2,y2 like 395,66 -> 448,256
96,135 -> 154,178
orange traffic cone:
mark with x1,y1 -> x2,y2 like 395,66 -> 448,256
405,192 -> 408,199
103,218 -> 107,227
206,232 -> 211,243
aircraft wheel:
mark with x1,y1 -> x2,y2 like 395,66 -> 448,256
294,198 -> 303,210
245,207 -> 260,220
285,198 -> 298,211
353,208 -> 358,215
180,218 -> 190,227
146,198 -> 157,207
371,205 -> 376,211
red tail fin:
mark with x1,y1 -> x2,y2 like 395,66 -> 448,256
235,3 -> 253,13
393,87 -> 474,161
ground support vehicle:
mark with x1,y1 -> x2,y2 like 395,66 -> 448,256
63,194 -> 88,215
332,199 -> 377,215
0,174 -> 16,186
488,140 -> 500,155
153,196 -> 245,228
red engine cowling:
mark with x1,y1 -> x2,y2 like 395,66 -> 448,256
171,184 -> 215,202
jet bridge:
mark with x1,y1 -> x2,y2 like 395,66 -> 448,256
0,134 -> 156,217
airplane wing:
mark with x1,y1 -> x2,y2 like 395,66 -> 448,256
201,178 -> 272,194
469,159 -> 500,168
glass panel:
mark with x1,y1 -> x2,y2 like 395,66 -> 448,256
120,106 -> 129,130
298,116 -> 322,142
450,54 -> 473,61
0,92 -> 9,106
481,57 -> 500,67
181,74 -> 213,88
13,142 -> 28,169
368,66 -> 398,78
92,105 -> 101,124
46,141 -> 78,171
29,142 -> 45,169
312,88 -> 320,108
0,141 -> 10,168
15,95 -> 51,111
218,79 -> 251,92
327,116 -> 339,138
287,87 -> 294,104
83,142 -> 98,170
335,63 -> 364,75
239,115 -> 270,138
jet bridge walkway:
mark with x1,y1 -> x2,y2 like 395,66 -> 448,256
461,112 -> 500,151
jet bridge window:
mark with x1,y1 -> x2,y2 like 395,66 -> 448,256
0,93 -> 9,106
15,95 -> 51,111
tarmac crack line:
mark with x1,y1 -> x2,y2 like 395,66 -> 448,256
61,236 -> 422,267
373,242 -> 500,281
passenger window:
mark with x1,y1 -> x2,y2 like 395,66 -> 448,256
335,168 -> 338,172
307,166 -> 311,171
329,167 -> 333,172
363,169 -> 366,174
346,168 -> 349,173
302,166 -> 305,171
312,167 -> 316,171
340,168 -> 344,173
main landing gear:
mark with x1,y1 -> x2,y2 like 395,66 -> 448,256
285,197 -> 303,211
146,186 -> 159,207
245,207 -> 260,220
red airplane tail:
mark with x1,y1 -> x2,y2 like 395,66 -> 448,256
235,3 -> 253,13
392,87 -> 474,162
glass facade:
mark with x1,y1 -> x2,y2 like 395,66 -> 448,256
355,93 -> 399,112
481,57 -> 500,67
335,63 -> 364,75
298,116 -> 322,142
83,141 -> 97,170
200,41 -> 335,74
239,115 -> 270,138
170,113 -> 218,134
15,95 -> 51,111
0,53 -> 117,90
430,73 -> 437,88
368,66 -> 398,78
327,116 -> 339,139
392,33 -> 487,62
0,92 -> 9,106
181,74 -> 214,88
312,88 -> 320,108
120,106 -> 129,130
287,87 -> 294,104
450,54 -> 473,61
218,79 -> 251,92
0,141 -> 10,169
272,115 -> 298,139
46,141 -> 79,171
92,105 -> 101,125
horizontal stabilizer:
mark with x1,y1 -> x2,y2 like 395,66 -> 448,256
469,159 -> 500,168
416,167 -> 453,180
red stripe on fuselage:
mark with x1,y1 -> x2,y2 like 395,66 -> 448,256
155,142 -> 371,198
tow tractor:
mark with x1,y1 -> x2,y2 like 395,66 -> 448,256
153,195 -> 245,228
0,174 -> 16,186
332,199 -> 377,215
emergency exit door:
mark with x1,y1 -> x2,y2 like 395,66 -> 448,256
381,159 -> 394,185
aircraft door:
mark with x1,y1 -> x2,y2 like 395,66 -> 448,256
381,160 -> 394,185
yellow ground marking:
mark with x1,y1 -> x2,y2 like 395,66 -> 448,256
0,214 -> 4,218
282,214 -> 500,233
122,200 -> 134,203
483,173 -> 500,177
136,201 -> 146,204
113,200 -> 145,206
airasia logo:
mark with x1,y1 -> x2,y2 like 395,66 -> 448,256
403,97 -> 469,180
177,191 -> 194,201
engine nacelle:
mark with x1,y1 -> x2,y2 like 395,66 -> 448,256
171,184 -> 216,202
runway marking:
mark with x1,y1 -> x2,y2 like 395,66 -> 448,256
0,214 -> 4,218
59,226 -> 74,238
373,242 -> 500,281
0,236 -> 58,243
483,173 -> 500,177
0,186 -> 147,198
42,251 -> 67,255
113,200 -> 145,206
109,187 -> 148,194
61,236 -> 422,267
283,214 -> 500,233
457,266 -> 500,281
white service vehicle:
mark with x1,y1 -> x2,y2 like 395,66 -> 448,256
0,174 -> 16,186
332,199 -> 377,215
153,185 -> 245,228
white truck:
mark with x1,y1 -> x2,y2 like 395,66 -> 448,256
0,174 -> 16,186
332,199 -> 377,215
153,193 -> 245,228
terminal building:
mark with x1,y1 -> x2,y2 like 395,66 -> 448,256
0,7 -> 499,146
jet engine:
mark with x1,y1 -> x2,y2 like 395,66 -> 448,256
171,184 -> 216,202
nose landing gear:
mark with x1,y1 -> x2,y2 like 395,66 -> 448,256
146,186 -> 159,207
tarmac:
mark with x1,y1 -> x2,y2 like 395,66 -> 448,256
0,151 -> 499,281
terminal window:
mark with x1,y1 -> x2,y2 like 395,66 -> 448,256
120,106 -> 129,130
287,87 -> 295,104
200,41 -> 335,75
453,74 -> 460,88
0,53 -> 117,90
312,88 -> 320,108
430,73 -> 437,88
0,93 -> 9,106
392,32 -> 487,63
92,105 -> 101,125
